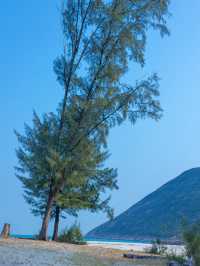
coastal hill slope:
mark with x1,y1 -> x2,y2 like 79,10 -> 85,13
86,168 -> 200,241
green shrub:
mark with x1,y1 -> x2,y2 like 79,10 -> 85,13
183,222 -> 200,266
58,223 -> 86,244
149,239 -> 167,255
166,250 -> 186,265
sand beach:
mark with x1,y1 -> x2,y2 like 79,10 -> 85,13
0,238 -> 184,266
87,240 -> 185,254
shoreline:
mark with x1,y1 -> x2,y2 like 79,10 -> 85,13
87,240 -> 185,254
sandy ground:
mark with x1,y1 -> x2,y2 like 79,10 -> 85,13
0,238 -> 171,266
0,238 -> 73,266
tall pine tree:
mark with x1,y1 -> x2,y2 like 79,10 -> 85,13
16,0 -> 170,240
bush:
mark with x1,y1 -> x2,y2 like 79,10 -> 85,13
166,250 -> 186,265
149,238 -> 167,255
58,223 -> 86,244
183,222 -> 200,266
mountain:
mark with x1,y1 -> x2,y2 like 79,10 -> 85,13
86,168 -> 200,241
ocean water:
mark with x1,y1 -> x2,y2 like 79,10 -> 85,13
11,234 -> 37,239
85,237 -> 151,244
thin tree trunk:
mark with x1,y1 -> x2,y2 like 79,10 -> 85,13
38,189 -> 54,241
0,223 -> 10,238
52,206 -> 60,241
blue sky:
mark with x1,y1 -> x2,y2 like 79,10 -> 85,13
0,1 -> 200,235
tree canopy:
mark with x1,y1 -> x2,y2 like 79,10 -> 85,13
15,0 -> 171,240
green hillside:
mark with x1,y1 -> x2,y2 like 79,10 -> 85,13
86,168 -> 200,241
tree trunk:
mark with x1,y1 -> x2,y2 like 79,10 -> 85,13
38,190 -> 54,241
0,223 -> 10,238
52,206 -> 60,241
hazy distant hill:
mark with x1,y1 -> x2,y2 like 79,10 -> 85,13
86,168 -> 200,241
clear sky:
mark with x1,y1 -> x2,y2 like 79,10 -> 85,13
0,1 -> 200,235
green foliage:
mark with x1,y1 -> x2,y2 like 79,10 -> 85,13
58,223 -> 85,244
54,0 -> 171,155
15,112 -> 58,217
183,222 -> 200,265
15,0 -> 171,240
15,112 -> 118,219
149,239 -> 167,255
166,250 -> 186,265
